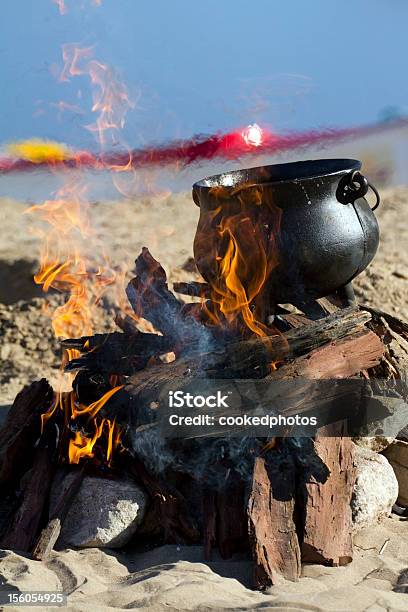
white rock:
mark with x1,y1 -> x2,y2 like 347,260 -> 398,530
383,439 -> 408,507
353,436 -> 395,453
51,474 -> 147,548
351,445 -> 398,532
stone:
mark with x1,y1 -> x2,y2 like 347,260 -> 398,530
351,445 -> 398,532
51,474 -> 148,548
353,396 -> 408,452
353,436 -> 394,453
383,440 -> 408,507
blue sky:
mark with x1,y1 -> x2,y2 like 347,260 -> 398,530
1,0 -> 407,150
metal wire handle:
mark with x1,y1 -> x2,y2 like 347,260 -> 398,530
349,170 -> 381,211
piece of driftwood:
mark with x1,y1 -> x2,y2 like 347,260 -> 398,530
364,306 -> 408,386
0,379 -> 53,488
248,451 -> 301,589
0,425 -> 57,552
202,471 -> 247,561
300,421 -> 356,566
126,248 -> 215,355
32,467 -> 85,560
267,329 -> 384,381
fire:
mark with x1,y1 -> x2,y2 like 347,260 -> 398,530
30,42 -> 136,467
25,185 -> 116,339
60,44 -> 134,151
212,220 -> 268,337
71,385 -> 124,419
68,417 -> 120,465
200,185 -> 281,338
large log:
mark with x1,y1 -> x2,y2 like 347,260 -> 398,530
248,450 -> 301,589
0,425 -> 57,552
0,379 -> 53,488
113,327 -> 384,437
123,307 -> 372,392
300,422 -> 356,566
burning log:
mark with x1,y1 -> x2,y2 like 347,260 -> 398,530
126,248 -> 185,342
173,281 -> 211,299
62,331 -> 173,376
125,248 -> 216,355
117,308 -> 383,428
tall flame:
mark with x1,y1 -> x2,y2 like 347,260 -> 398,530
214,219 -> 268,336
31,41 -> 135,465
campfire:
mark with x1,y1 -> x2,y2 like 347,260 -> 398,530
1,159 -> 407,590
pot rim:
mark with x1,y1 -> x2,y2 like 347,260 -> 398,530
193,158 -> 362,191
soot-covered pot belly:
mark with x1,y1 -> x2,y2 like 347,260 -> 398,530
192,159 -> 380,306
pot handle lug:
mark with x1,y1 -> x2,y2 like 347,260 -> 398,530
337,170 -> 380,210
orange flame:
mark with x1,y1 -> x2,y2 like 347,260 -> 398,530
196,185 -> 282,337
69,416 -> 121,465
31,41 -> 134,467
60,44 -> 134,150
71,385 -> 124,419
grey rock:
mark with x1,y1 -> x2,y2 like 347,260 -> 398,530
51,474 -> 147,549
351,445 -> 398,532
354,396 -> 408,447
383,440 -> 408,507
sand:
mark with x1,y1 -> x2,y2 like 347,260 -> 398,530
1,518 -> 408,611
0,185 -> 407,610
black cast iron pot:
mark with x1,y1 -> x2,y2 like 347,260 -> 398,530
192,159 -> 380,308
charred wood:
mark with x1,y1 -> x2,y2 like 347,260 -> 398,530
62,331 -> 173,375
0,424 -> 58,552
173,281 -> 211,299
0,379 -> 53,489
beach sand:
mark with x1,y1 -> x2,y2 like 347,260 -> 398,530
1,518 -> 408,611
